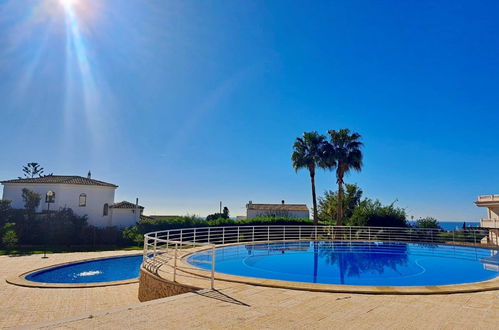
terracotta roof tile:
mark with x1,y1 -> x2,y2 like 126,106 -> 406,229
1,175 -> 117,188
111,201 -> 144,209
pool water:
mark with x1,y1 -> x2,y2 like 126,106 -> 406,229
25,255 -> 143,284
188,241 -> 499,286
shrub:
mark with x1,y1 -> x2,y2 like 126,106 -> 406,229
2,223 -> 18,250
415,217 -> 441,229
122,216 -> 314,243
348,199 -> 407,227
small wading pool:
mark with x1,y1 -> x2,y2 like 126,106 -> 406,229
188,241 -> 499,286
25,255 -> 143,284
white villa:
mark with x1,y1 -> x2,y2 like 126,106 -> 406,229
475,194 -> 499,244
1,173 -> 144,228
245,200 -> 309,219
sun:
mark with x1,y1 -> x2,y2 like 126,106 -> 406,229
59,0 -> 78,7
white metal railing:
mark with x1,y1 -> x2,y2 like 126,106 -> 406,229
142,225 -> 499,289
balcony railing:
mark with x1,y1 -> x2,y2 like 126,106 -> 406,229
481,219 -> 499,229
477,195 -> 499,202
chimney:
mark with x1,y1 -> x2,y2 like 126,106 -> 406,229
87,171 -> 91,179
134,198 -> 139,215
282,200 -> 285,205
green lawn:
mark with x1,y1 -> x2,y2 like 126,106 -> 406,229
0,245 -> 143,256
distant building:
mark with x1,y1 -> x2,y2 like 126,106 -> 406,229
1,173 -> 143,228
475,194 -> 499,244
246,200 -> 309,219
147,215 -> 181,219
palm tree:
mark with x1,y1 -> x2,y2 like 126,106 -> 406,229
326,129 -> 363,226
292,132 -> 327,225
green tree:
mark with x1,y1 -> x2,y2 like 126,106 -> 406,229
206,207 -> 230,221
325,129 -> 363,225
415,217 -> 441,229
318,184 -> 363,223
21,162 -> 44,178
0,200 -> 12,226
22,188 -> 41,214
349,199 -> 407,227
292,131 -> 328,225
2,223 -> 18,250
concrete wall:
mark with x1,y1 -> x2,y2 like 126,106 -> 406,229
2,183 -> 116,227
138,268 -> 197,302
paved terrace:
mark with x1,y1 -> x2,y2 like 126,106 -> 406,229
0,251 -> 140,329
1,251 -> 499,329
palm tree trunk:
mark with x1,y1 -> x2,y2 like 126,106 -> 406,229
309,166 -> 318,225
336,167 -> 344,226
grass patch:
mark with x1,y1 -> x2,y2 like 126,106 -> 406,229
0,245 -> 142,256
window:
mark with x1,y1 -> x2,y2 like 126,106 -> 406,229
103,203 -> 109,216
79,194 -> 86,207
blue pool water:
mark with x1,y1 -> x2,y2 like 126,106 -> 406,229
26,255 -> 143,284
188,241 -> 499,286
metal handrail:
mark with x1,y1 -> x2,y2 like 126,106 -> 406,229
143,225 -> 499,289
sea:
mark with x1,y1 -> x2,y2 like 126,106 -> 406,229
408,221 -> 480,231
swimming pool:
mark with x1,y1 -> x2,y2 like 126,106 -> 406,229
25,255 -> 143,284
187,241 -> 499,286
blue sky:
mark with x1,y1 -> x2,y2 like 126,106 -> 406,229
1,0 -> 498,221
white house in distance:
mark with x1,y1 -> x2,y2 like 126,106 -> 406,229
475,194 -> 499,245
245,200 -> 310,219
1,173 -> 143,228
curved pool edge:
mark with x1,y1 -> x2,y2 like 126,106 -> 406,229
6,254 -> 142,288
177,242 -> 499,295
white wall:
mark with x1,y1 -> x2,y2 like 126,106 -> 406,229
489,207 -> 499,220
111,208 -> 141,228
2,183 -> 116,227
247,209 -> 310,219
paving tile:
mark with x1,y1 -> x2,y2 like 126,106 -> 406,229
2,250 -> 499,329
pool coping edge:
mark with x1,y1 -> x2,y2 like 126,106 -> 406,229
6,254 -> 142,288
172,241 -> 499,295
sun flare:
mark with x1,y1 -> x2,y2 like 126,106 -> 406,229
59,0 -> 77,7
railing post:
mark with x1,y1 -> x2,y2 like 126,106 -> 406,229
153,232 -> 157,257
210,246 -> 216,290
252,227 -> 255,242
315,226 -> 317,241
299,226 -> 301,240
368,227 -> 371,241
180,229 -> 183,243
173,243 -> 178,282
283,226 -> 286,241
193,228 -> 197,244
349,227 -> 352,241
222,227 -> 225,245
267,226 -> 270,242
237,227 -> 240,243
208,227 -> 211,244
143,235 -> 148,261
